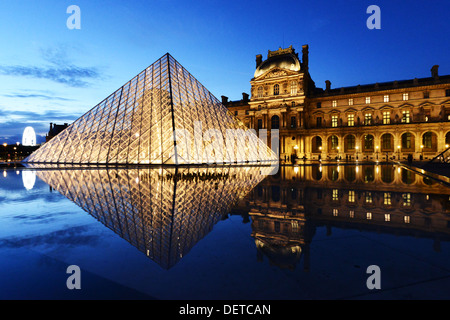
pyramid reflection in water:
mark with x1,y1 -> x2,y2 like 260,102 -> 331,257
29,165 -> 273,269
25,53 -> 277,165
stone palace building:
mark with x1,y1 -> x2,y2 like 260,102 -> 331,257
223,45 -> 450,163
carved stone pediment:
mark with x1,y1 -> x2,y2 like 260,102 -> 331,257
255,67 -> 300,81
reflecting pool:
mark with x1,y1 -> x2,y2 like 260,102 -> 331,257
1,164 -> 450,299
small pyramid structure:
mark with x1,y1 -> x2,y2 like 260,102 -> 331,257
24,53 -> 277,165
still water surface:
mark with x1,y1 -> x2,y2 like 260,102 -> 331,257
1,164 -> 450,299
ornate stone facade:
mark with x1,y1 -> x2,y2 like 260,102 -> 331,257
224,45 -> 450,162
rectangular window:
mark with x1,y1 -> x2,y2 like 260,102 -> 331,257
333,209 -> 338,217
367,212 -> 372,220
348,190 -> 355,203
316,117 -> 322,128
446,89 -> 450,97
423,91 -> 429,99
385,214 -> 391,222
403,193 -> 411,206
383,111 -> 390,124
290,81 -> 297,95
365,192 -> 372,203
402,110 -> 410,123
317,102 -> 321,108
234,111 -> 238,116
384,192 -> 391,205
331,115 -> 338,127
348,98 -> 353,106
332,100 -> 337,107
349,210 -> 354,218
291,116 -> 297,128
404,216 -> 410,223
332,189 -> 339,201
245,110 -> 249,115
348,114 -> 355,126
384,95 -> 389,103
257,119 -> 263,130
366,97 -> 371,104
403,93 -> 409,101
364,113 -> 372,125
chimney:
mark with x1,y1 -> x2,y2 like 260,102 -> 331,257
242,92 -> 249,103
431,65 -> 439,80
256,54 -> 262,68
221,95 -> 229,105
325,80 -> 331,92
50,122 -> 53,131
302,45 -> 309,70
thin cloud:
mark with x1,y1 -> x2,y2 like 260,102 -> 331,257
0,45 -> 103,88
3,93 -> 75,101
0,64 -> 100,88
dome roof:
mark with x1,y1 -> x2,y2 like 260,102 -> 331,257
254,48 -> 301,78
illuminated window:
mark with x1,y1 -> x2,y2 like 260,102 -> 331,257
333,208 -> 338,216
348,98 -> 353,106
366,97 -> 371,104
364,113 -> 372,125
384,192 -> 391,205
332,115 -> 338,127
257,86 -> 263,98
349,210 -> 355,218
402,110 -> 410,123
403,193 -> 411,206
290,81 -> 297,95
403,93 -> 409,101
404,215 -> 410,223
291,221 -> 299,233
273,84 -> 279,95
348,114 -> 355,126
332,100 -> 337,107
349,190 -> 355,202
385,214 -> 391,222
383,111 -> 390,124
365,192 -> 372,203
367,212 -> 372,220
332,189 -> 339,201
384,95 -> 389,103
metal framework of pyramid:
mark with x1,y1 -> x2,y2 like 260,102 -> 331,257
24,53 -> 277,165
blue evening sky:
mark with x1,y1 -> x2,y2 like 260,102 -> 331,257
0,0 -> 449,143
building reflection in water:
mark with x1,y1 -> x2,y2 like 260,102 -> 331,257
234,164 -> 450,271
27,165 -> 274,269
25,164 -> 450,271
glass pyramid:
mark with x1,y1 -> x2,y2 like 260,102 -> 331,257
24,53 -> 277,165
27,165 -> 273,269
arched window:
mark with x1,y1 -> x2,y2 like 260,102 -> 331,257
271,115 -> 280,129
273,84 -> 280,96
381,134 -> 393,150
257,86 -> 263,98
364,134 -> 374,151
401,133 -> 412,149
423,132 -> 433,149
345,135 -> 355,151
